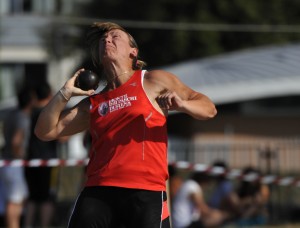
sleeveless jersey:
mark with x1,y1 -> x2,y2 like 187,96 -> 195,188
87,70 -> 168,191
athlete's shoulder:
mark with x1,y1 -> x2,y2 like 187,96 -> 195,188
145,69 -> 169,78
144,70 -> 180,90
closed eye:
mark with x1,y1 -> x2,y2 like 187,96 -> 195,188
100,36 -> 106,42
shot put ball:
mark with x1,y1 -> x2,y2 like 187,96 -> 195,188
75,70 -> 100,90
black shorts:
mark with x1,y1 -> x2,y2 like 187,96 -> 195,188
68,186 -> 170,228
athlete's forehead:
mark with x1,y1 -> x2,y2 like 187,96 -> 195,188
87,22 -> 127,42
103,29 -> 128,37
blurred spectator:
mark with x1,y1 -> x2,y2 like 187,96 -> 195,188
0,147 -> 5,227
235,167 -> 270,227
171,171 -> 229,228
208,160 -> 239,222
208,161 -> 233,209
0,85 -> 34,228
24,82 -> 63,228
0,181 -> 5,227
168,164 -> 183,202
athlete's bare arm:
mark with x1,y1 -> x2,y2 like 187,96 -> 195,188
35,95 -> 90,141
35,69 -> 94,141
143,70 -> 217,120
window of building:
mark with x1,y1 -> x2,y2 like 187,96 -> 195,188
0,0 -> 75,15
0,64 -> 24,101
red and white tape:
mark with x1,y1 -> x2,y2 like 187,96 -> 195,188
0,159 -> 299,187
170,161 -> 300,187
0,158 -> 89,168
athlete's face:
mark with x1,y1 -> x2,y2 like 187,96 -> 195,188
99,29 -> 137,63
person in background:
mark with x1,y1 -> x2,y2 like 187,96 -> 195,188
168,165 -> 183,203
0,85 -> 34,228
171,171 -> 229,228
24,82 -> 60,228
208,161 -> 233,209
235,167 -> 270,227
0,180 -> 6,227
208,160 -> 240,222
34,22 -> 217,228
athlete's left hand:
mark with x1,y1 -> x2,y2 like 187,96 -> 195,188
156,91 -> 184,111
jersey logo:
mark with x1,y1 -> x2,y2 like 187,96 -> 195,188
98,102 -> 109,116
98,94 -> 137,116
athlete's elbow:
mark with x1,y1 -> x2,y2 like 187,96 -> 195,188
34,127 -> 55,141
208,105 -> 217,119
200,105 -> 217,120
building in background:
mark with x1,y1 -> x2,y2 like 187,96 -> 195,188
165,44 -> 300,175
0,0 -> 92,159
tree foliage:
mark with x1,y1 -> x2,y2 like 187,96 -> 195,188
74,0 -> 300,68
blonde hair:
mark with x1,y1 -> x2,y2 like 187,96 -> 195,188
86,22 -> 146,70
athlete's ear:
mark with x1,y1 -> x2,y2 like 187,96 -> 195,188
130,48 -> 138,58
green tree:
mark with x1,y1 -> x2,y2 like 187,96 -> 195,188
72,0 -> 300,68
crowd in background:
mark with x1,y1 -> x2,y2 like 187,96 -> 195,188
169,162 -> 270,228
0,83 -> 68,228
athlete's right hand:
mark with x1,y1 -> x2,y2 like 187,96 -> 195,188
61,68 -> 96,99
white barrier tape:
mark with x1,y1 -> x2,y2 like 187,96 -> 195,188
170,161 -> 300,187
261,175 -> 276,185
0,159 -> 89,167
227,169 -> 242,179
1,159 -> 299,187
175,161 -> 191,169
28,159 -> 43,167
65,159 -> 89,166
10,159 -> 24,167
193,163 -> 208,172
47,159 -> 61,167
243,173 -> 259,182
278,177 -> 294,186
